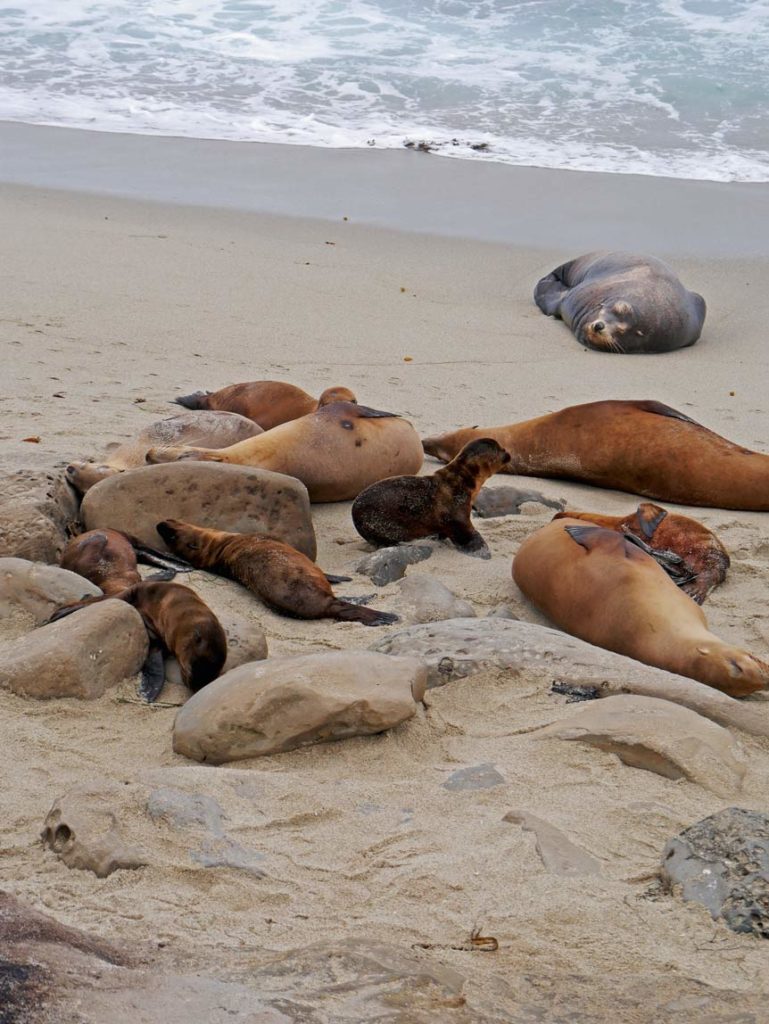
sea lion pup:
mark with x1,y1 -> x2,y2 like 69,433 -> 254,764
422,399 -> 769,511
156,519 -> 398,627
534,251 -> 706,353
174,380 -> 357,430
351,439 -> 512,558
60,528 -> 193,595
146,402 -> 424,503
65,410 -> 263,495
513,518 -> 768,698
552,503 -> 730,605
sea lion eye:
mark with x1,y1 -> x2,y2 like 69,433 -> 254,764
341,420 -> 353,430
594,321 -> 605,332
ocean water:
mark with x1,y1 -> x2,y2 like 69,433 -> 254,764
1,0 -> 768,181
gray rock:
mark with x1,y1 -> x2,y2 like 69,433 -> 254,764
0,556 -> 101,625
356,542 -> 433,586
369,617 -> 769,740
473,485 -> 563,518
0,467 -> 79,563
504,810 -> 602,876
443,763 -> 505,791
173,651 -> 428,764
395,574 -> 475,623
662,807 -> 769,938
0,599 -> 147,700
81,461 -> 317,560
486,603 -> 517,619
147,787 -> 225,834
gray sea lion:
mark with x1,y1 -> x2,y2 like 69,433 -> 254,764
534,252 -> 706,353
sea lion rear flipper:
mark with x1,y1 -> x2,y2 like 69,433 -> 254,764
138,642 -> 167,703
620,530 -> 698,589
146,569 -> 177,582
355,405 -> 400,419
634,502 -> 668,540
133,544 -> 194,573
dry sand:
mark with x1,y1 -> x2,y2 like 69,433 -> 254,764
3,126 -> 769,1014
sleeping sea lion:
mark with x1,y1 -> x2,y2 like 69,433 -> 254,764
352,438 -> 511,558
174,380 -> 357,430
60,528 -> 191,595
156,519 -> 397,626
552,503 -> 729,604
422,399 -> 769,511
512,518 -> 768,698
66,411 -> 263,494
146,402 -> 424,502
534,251 -> 706,353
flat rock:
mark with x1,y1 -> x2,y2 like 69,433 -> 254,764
395,574 -> 475,623
504,810 -> 602,877
662,807 -> 769,938
369,617 -> 769,739
442,763 -> 505,791
486,603 -> 517,619
473,485 -> 563,518
81,462 -> 317,560
0,556 -> 101,625
0,467 -> 79,562
0,599 -> 147,700
356,542 -> 433,586
538,695 -> 746,796
173,651 -> 428,763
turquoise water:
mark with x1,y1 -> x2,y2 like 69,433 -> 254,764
1,0 -> 768,180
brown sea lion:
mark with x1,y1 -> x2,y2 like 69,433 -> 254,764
552,503 -> 730,604
534,252 -> 706,353
156,519 -> 397,626
60,528 -> 193,595
422,399 -> 769,511
513,518 -> 768,698
66,410 -> 263,494
174,380 -> 357,430
352,438 -> 512,558
146,402 -> 424,502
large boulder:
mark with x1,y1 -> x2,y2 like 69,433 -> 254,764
0,467 -> 79,563
0,599 -> 147,699
0,556 -> 100,626
81,462 -> 317,559
173,651 -> 427,764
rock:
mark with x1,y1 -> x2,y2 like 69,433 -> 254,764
81,462 -> 317,560
370,617 -> 769,738
173,651 -> 428,764
0,467 -> 79,562
538,695 -> 746,796
486,603 -> 517,619
0,556 -> 101,625
473,485 -> 563,518
503,810 -> 602,876
662,807 -> 769,938
356,542 -> 433,586
443,763 -> 505,791
395,574 -> 475,623
0,599 -> 147,699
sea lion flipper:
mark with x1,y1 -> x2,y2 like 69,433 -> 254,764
146,569 -> 177,582
138,643 -> 167,703
634,502 -> 668,540
632,400 -> 700,425
134,544 -> 194,573
324,573 -> 353,584
563,524 -> 612,551
354,405 -> 401,419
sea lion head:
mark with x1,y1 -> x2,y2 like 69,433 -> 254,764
318,386 -> 357,407
176,621 -> 227,690
579,300 -> 638,354
65,462 -> 119,494
155,518 -> 203,559
694,644 -> 769,698
454,438 -> 512,473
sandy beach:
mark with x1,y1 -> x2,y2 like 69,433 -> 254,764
3,123 -> 769,1019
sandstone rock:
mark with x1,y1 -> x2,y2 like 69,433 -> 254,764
395,574 -> 475,623
356,542 -> 433,586
662,807 -> 769,938
473,485 -> 563,518
504,810 -> 602,877
81,462 -> 316,559
0,467 -> 79,562
443,763 -> 505,791
370,617 -> 769,738
486,603 -> 517,619
538,695 -> 746,796
173,651 -> 428,764
0,599 -> 147,699
0,556 -> 101,625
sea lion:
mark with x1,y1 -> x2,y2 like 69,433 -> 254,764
156,519 -> 397,626
66,410 -> 263,494
174,380 -> 357,430
512,518 -> 768,698
352,438 -> 512,558
552,503 -> 729,604
534,251 -> 706,353
146,402 -> 424,502
59,528 -> 191,596
422,399 -> 769,511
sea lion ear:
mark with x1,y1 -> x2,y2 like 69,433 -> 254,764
612,301 -> 632,318
634,502 -> 667,540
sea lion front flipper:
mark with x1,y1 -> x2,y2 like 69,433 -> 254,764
324,573 -> 353,584
634,502 -> 667,540
533,271 -> 570,317
620,530 -> 698,589
133,544 -> 194,573
354,405 -> 400,419
138,642 -> 167,703
631,400 -> 699,425
445,522 -> 491,560
146,569 -> 177,582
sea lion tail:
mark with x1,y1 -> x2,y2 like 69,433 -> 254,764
330,601 -> 399,627
173,390 -> 211,410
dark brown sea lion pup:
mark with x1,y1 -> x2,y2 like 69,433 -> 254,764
351,439 -> 512,558
146,402 -> 424,502
174,380 -> 357,430
60,528 -> 192,595
423,399 -> 769,511
513,518 -> 768,698
156,519 -> 397,626
552,503 -> 730,604
534,251 -> 706,353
